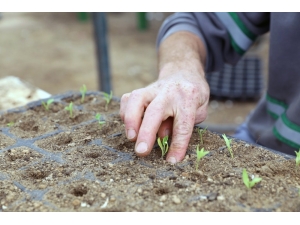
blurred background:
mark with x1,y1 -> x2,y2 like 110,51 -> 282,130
0,12 -> 270,134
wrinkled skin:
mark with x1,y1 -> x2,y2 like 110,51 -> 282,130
120,32 -> 209,164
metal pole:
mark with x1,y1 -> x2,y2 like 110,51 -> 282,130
92,12 -> 112,93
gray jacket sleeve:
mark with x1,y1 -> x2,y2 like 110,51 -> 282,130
156,12 -> 270,73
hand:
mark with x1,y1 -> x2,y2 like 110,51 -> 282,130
120,68 -> 209,163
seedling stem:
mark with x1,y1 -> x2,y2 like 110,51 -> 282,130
198,127 -> 207,145
80,84 -> 87,103
222,134 -> 233,158
103,91 -> 113,111
65,102 -> 74,118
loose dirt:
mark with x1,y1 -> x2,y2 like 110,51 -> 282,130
0,92 -> 299,212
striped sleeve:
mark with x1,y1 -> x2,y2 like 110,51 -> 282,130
157,12 -> 270,73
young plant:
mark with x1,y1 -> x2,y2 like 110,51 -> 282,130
80,84 -> 87,103
42,98 -> 54,111
242,168 -> 262,189
197,127 -> 207,145
295,149 -> 300,168
103,90 -> 113,111
157,135 -> 169,158
64,102 -> 74,118
222,134 -> 233,158
195,144 -> 210,170
7,122 -> 14,127
95,113 -> 105,128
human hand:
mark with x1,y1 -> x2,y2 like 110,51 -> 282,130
120,68 -> 210,164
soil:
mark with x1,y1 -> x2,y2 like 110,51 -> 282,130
0,91 -> 299,212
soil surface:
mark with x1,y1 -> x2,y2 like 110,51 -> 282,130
0,91 -> 299,212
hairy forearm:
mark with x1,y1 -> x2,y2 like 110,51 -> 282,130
158,31 -> 207,79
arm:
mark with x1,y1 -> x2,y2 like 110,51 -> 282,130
120,12 -> 270,163
120,31 -> 210,163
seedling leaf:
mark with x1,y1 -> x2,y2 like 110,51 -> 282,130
157,135 -> 169,158
195,145 -> 209,170
242,168 -> 262,189
295,149 -> 300,168
222,134 -> 233,158
7,122 -> 14,127
95,113 -> 105,128
42,98 -> 54,111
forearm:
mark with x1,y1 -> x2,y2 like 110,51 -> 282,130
158,31 -> 207,79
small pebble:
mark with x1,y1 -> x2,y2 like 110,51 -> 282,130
172,195 -> 181,204
2,205 -> 7,210
137,188 -> 142,194
217,195 -> 225,201
207,177 -> 214,183
81,202 -> 87,207
72,199 -> 81,207
160,195 -> 167,202
100,193 -> 106,198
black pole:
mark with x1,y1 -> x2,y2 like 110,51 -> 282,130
92,12 -> 112,93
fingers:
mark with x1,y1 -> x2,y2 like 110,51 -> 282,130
134,97 -> 170,157
157,117 -> 173,138
166,110 -> 196,164
122,89 -> 154,141
120,93 -> 130,122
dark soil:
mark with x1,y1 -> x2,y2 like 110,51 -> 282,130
0,91 -> 299,212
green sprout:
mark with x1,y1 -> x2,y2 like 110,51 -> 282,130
157,135 -> 169,158
64,102 -> 74,118
222,134 -> 233,158
95,113 -> 105,128
80,84 -> 87,103
195,144 -> 210,170
242,168 -> 262,189
7,122 -> 14,127
197,127 -> 207,145
42,98 -> 54,111
103,91 -> 113,111
295,149 -> 300,168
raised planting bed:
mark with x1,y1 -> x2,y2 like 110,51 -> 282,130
0,91 -> 299,212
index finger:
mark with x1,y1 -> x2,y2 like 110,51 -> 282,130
134,96 -> 171,157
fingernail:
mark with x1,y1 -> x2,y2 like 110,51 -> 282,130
136,142 -> 148,154
167,157 -> 177,164
127,129 -> 136,139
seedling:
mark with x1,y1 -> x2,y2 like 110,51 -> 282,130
197,127 -> 207,145
95,113 -> 105,128
80,84 -> 87,103
242,168 -> 262,189
42,98 -> 54,111
64,102 -> 74,118
195,144 -> 210,170
103,90 -> 113,111
295,149 -> 300,168
7,122 -> 14,127
222,134 -> 233,158
157,135 -> 169,158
